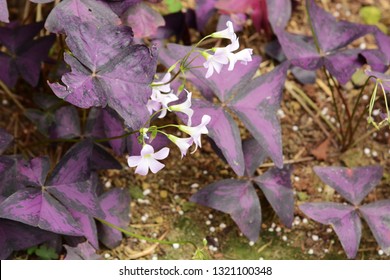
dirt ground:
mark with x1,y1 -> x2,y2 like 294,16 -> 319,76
1,0 -> 390,260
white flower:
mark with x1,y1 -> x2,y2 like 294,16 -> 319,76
167,134 -> 192,158
168,89 -> 194,125
127,144 -> 170,175
147,73 -> 178,117
152,72 -> 172,93
203,50 -> 229,78
178,115 -> 211,152
227,48 -> 253,71
211,20 -> 237,43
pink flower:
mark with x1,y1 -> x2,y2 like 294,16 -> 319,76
127,144 -> 170,175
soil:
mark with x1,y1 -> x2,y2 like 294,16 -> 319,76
1,0 -> 390,260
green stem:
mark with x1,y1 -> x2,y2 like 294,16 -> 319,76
96,217 -> 197,250
305,0 -> 321,53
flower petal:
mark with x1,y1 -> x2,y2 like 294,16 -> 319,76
127,156 -> 141,167
153,147 -> 170,160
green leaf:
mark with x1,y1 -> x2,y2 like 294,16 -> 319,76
359,6 -> 381,25
34,244 -> 58,260
166,0 -> 182,13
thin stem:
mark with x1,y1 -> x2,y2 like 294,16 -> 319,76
305,0 -> 321,53
95,217 -> 197,250
0,81 -> 25,112
329,74 -> 351,119
94,130 -> 138,143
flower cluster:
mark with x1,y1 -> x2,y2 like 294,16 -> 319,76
202,21 -> 253,78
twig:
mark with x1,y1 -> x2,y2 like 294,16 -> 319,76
258,156 -> 315,169
126,231 -> 169,260
0,81 -> 25,112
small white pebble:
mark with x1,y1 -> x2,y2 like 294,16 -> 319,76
104,181 -> 112,188
140,239 -> 147,244
330,117 -> 336,123
385,132 -> 389,137
104,253 -> 111,259
275,227 -> 281,233
268,228 -> 274,232
172,243 -> 180,249
249,241 -> 255,246
208,214 -> 214,219
271,223 -> 276,228
364,148 -> 371,155
292,125 -> 299,132
326,228 -> 333,233
143,189 -> 151,196
378,249 -> 384,256
321,107 -> 329,115
277,109 -> 286,118
152,232 -> 158,238
259,257 -> 264,260
178,210 -> 184,215
212,246 -> 218,252
209,227 -> 216,232
203,170 -> 208,175
372,151 -> 378,157
219,223 -> 226,229
331,240 -> 335,244
294,176 -> 300,182
174,195 -> 180,200
205,220 -> 211,225
372,132 -> 378,138
333,11 -> 340,17
312,235 -> 319,241
152,254 -> 158,260
345,10 -> 351,17
362,94 -> 369,101
308,249 -> 314,255
190,183 -> 199,189
335,3 -> 342,9
359,42 -> 367,50
302,218 -> 308,224
324,249 -> 329,253
373,109 -> 381,116
317,187 -> 323,193
282,235 -> 288,241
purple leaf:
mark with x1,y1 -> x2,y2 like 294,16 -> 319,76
254,165 -> 294,227
98,188 -> 131,249
0,22 -> 55,87
0,156 -> 23,197
307,0 -> 374,52
360,200 -> 390,255
69,210 -> 99,249
18,157 -> 50,187
105,0 -> 142,16
266,0 -> 291,30
0,0 -> 9,23
313,165 -> 383,206
195,0 -> 217,32
47,140 -> 93,185
242,138 -> 267,177
121,2 -> 165,38
30,0 -> 55,3
191,99 -> 245,176
300,202 -> 361,259
190,180 -> 261,242
360,49 -> 389,73
230,62 -> 289,168
91,144 -> 122,170
49,23 -> 157,129
0,218 -> 56,259
51,106 -> 81,139
64,241 -> 102,260
45,0 -> 119,34
0,128 -> 12,154
0,188 -> 83,236
374,30 -> 390,62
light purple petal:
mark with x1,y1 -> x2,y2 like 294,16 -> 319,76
148,158 -> 165,174
300,202 -> 361,259
313,165 -> 383,206
0,0 -> 9,23
153,147 -> 170,160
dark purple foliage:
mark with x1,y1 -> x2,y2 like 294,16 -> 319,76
0,128 -> 12,154
191,138 -> 293,241
49,22 -> 158,129
300,165 -> 389,258
64,241 -> 102,260
275,0 -> 377,84
0,218 -> 57,259
195,0 -> 217,32
0,21 -> 55,87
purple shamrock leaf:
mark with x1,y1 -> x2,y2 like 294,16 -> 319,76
191,99 -> 245,176
265,0 -> 291,31
275,0 -> 376,84
0,21 -> 55,87
18,156 -> 50,187
190,180 -> 261,242
122,2 -> 165,38
254,165 -> 294,227
242,137 -> 267,177
64,241 -> 102,260
374,30 -> 390,63
0,0 -> 9,23
229,62 -> 290,168
0,218 -> 57,259
97,188 -> 131,249
0,128 -> 12,154
0,156 -> 23,198
69,210 -> 99,249
360,200 -> 390,255
299,202 -> 361,259
313,166 -> 383,206
195,0 -> 217,32
49,23 -> 157,129
45,0 -> 119,34
104,0 -> 142,16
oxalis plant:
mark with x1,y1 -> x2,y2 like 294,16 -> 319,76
0,0 -> 389,260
